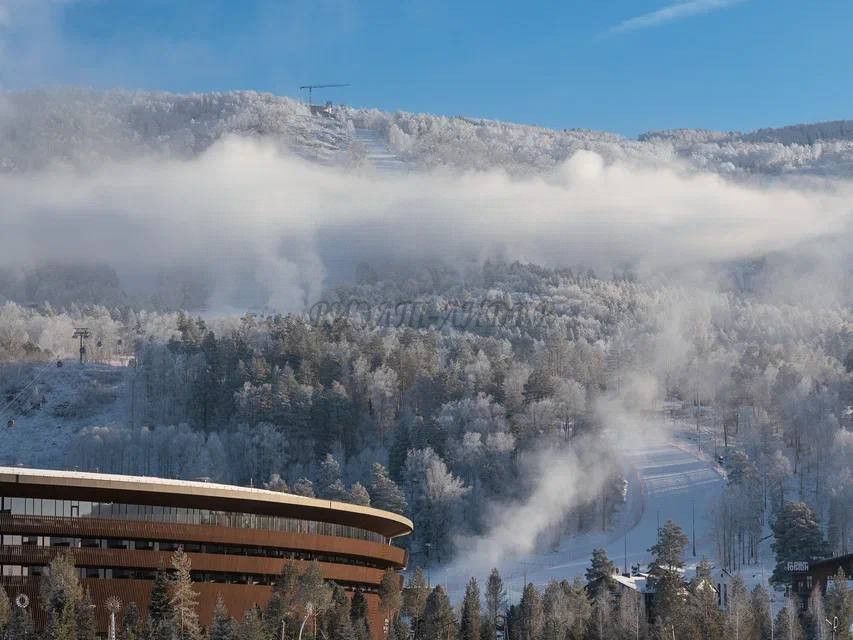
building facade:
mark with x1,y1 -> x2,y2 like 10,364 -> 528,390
0,467 -> 412,638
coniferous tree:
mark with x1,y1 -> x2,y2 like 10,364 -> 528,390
483,569 -> 506,640
351,589 -> 370,640
460,578 -> 481,640
649,521 -> 690,573
321,585 -> 354,640
773,598 -> 804,640
76,589 -> 97,640
585,548 -> 617,596
121,602 -> 143,640
149,570 -> 173,627
379,568 -> 403,628
369,463 -> 408,515
349,482 -> 371,506
421,586 -> 455,640
209,595 -> 236,640
40,553 -> 83,640
517,584 -> 543,640
268,560 -> 302,637
403,568 -> 430,639
648,521 -> 690,637
770,502 -> 828,584
169,547 -> 201,640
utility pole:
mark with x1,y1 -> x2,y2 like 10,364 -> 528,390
73,328 -> 91,365
692,500 -> 696,557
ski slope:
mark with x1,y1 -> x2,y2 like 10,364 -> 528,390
0,361 -> 130,469
439,416 -> 726,603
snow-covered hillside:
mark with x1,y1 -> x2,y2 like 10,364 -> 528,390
1,89 -> 852,177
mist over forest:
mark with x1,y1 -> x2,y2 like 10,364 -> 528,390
0,90 -> 850,639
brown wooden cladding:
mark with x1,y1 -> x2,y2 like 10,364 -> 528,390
1,578 -> 389,640
1,515 -> 407,568
0,545 -> 388,585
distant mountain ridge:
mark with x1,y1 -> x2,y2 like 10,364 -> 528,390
1,88 -> 851,177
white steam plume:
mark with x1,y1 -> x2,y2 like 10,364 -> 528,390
1,136 -> 850,310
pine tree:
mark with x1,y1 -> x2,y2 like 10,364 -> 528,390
773,598 -> 804,640
318,454 -> 349,501
350,588 -> 370,640
76,589 -> 97,640
484,569 -> 506,640
349,482 -> 371,506
369,463 -> 408,514
379,568 -> 403,626
121,602 -> 143,640
770,502 -> 828,584
460,578 -> 481,640
585,548 -> 617,596
169,547 -> 201,640
321,585 -> 354,640
149,570 -> 173,626
421,586 -> 455,640
209,595 -> 236,640
648,521 -> 689,635
649,520 -> 690,572
403,568 -> 430,637
518,584 -> 543,640
39,553 -> 83,640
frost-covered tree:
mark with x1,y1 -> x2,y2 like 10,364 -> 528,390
369,463 -> 407,515
209,595 -> 235,640
169,547 -> 201,640
771,502 -> 828,584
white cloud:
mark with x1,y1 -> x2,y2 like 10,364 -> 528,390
0,135 -> 850,311
609,0 -> 747,34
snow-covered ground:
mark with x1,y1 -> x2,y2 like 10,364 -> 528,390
0,361 -> 130,469
436,415 -> 737,603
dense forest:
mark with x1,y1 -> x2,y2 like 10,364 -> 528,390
0,525 -> 848,640
1,261 -> 850,570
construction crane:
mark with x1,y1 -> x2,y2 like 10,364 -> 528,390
298,83 -> 349,106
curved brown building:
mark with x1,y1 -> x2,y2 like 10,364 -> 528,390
0,467 -> 412,638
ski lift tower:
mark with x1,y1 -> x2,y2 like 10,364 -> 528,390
299,83 -> 349,115
73,327 -> 91,365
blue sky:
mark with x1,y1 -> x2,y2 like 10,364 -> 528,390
4,0 -> 852,136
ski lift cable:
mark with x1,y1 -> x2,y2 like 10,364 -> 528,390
0,359 -> 63,423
